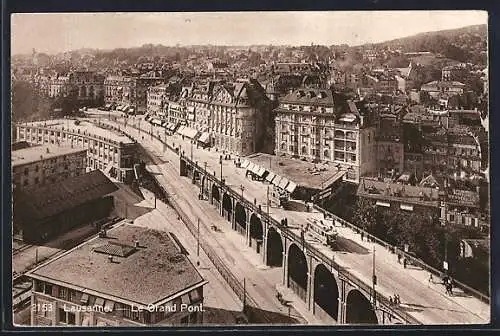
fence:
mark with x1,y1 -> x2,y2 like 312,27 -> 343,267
141,154 -> 275,324
313,205 -> 490,305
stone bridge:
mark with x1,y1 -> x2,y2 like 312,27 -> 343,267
180,155 -> 418,325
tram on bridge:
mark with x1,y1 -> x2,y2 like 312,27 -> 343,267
305,217 -> 338,248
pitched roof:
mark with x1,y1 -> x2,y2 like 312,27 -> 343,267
14,170 -> 118,222
281,88 -> 335,106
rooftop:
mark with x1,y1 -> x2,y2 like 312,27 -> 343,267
12,144 -> 86,167
358,177 -> 441,207
28,224 -> 204,306
246,153 -> 345,190
14,170 -> 118,222
22,119 -> 134,144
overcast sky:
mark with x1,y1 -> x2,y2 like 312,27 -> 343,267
11,11 -> 487,55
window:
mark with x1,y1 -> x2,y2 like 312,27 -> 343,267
59,287 -> 67,300
43,284 -> 52,295
23,180 -> 29,186
58,308 -> 76,325
35,177 -> 39,184
24,168 -> 29,176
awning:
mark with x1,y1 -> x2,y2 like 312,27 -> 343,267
247,162 -> 256,173
176,126 -> 186,135
151,118 -> 162,126
198,132 -> 210,144
400,204 -> 414,211
278,177 -> 289,190
273,175 -> 283,187
184,127 -> 199,139
105,103 -> 111,108
266,172 -> 276,183
241,160 -> 250,169
339,114 -> 357,123
250,164 -> 261,175
256,167 -> 267,177
285,181 -> 297,193
376,201 -> 391,207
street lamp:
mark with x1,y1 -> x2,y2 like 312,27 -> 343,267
240,185 -> 245,199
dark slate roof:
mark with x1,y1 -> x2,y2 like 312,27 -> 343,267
14,170 -> 118,222
281,88 -> 335,106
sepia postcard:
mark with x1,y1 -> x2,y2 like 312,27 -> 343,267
10,11 -> 490,327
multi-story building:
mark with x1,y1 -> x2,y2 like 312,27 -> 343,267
135,76 -> 165,114
185,79 -> 271,155
15,119 -> 137,183
68,71 -> 105,106
441,64 -> 469,82
12,144 -> 87,191
104,76 -> 135,110
27,225 -> 207,326
147,84 -> 168,119
421,80 -> 465,99
376,113 -> 404,176
48,75 -> 70,98
274,88 -> 377,183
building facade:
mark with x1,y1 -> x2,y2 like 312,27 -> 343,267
27,225 -> 207,326
185,79 -> 271,155
147,84 -> 168,118
12,145 -> 87,191
68,71 -> 105,106
15,119 -> 137,183
274,88 -> 377,183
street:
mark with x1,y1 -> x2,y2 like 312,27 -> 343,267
89,111 -> 489,324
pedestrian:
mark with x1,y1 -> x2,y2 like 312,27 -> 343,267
428,273 -> 434,285
389,296 -> 393,305
361,232 -> 364,241
393,294 -> 399,304
396,294 -> 401,304
403,258 -> 407,269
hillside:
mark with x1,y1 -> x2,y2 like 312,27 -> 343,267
375,24 -> 487,64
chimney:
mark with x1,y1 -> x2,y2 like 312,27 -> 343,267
46,147 -> 50,154
108,255 -> 113,263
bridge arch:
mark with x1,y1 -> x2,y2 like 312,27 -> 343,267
234,202 -> 247,235
345,289 -> 378,325
222,193 -> 233,221
211,184 -> 220,205
313,263 -> 339,321
287,243 -> 308,302
249,214 -> 263,253
266,227 -> 283,267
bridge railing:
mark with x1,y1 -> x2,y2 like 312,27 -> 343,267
148,166 -> 274,324
112,117 -> 426,323
180,154 -> 421,325
312,205 -> 490,305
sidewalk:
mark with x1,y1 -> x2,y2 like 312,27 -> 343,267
106,117 -> 490,324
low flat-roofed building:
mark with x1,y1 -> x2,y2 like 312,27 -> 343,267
243,152 -> 347,203
15,119 -> 137,183
12,144 -> 87,191
13,170 -> 118,243
27,224 -> 207,326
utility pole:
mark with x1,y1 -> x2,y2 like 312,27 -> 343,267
197,218 -> 200,257
243,278 -> 247,310
267,185 -> 270,218
191,141 -> 193,161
